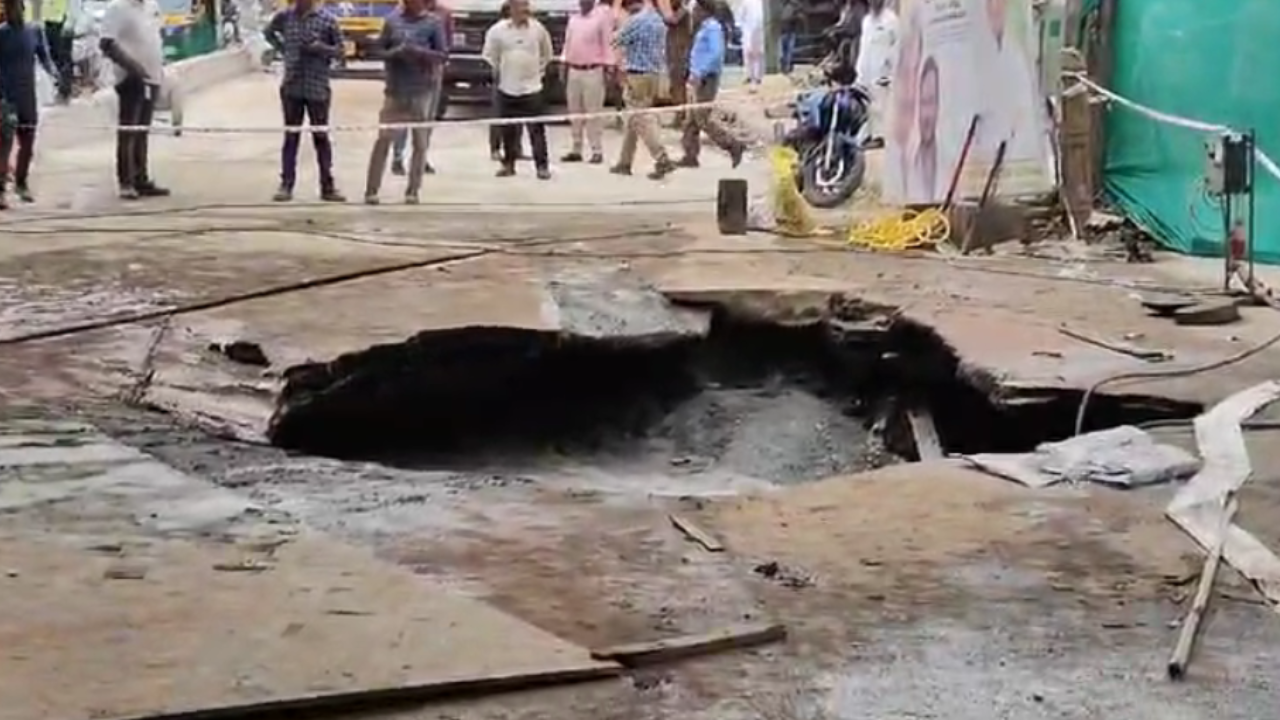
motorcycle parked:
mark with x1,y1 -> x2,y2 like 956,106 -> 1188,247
783,80 -> 871,209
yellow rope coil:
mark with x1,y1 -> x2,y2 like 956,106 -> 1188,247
847,208 -> 951,251
768,146 -> 818,238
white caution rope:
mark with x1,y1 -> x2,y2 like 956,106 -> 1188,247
81,81 -> 829,135
1067,71 -> 1280,182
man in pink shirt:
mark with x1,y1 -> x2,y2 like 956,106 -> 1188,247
559,0 -> 613,163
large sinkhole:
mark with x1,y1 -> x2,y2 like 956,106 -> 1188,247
268,297 -> 1203,484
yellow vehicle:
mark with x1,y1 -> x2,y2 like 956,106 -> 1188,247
328,0 -> 400,60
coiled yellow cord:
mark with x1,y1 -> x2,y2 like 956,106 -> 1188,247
848,208 -> 951,251
768,144 -> 951,249
768,146 -> 819,238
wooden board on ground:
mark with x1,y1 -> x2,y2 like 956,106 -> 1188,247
590,623 -> 786,666
669,513 -> 725,552
0,532 -> 620,720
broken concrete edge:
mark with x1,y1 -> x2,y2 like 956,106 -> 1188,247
259,287 -> 1164,448
1166,380 -> 1280,611
40,48 -> 258,151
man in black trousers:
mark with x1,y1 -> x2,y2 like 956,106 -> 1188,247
264,0 -> 346,201
482,0 -> 552,178
99,0 -> 169,199
487,0 -> 524,161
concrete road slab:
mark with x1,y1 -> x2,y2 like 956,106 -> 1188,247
0,422 -> 618,720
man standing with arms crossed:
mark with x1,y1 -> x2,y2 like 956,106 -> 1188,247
559,0 -> 610,164
610,0 -> 673,180
265,0 -> 346,202
364,0 -> 447,203
99,0 -> 168,200
483,0 -> 553,180
676,0 -> 741,168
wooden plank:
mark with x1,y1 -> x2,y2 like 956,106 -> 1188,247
669,513 -> 725,552
905,406 -> 944,460
1168,494 -> 1237,681
117,666 -> 623,720
590,623 -> 787,666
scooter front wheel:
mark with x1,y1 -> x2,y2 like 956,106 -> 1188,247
799,147 -> 866,209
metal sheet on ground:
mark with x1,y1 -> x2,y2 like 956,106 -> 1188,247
0,424 -> 618,720
0,533 -> 619,720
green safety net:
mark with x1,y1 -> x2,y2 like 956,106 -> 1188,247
1104,0 -> 1280,263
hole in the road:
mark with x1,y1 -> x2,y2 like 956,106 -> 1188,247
268,310 -> 1203,484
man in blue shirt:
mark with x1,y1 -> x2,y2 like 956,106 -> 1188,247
0,0 -> 56,205
362,0 -> 447,204
391,0 -> 450,176
610,0 -> 673,180
676,0 -> 742,168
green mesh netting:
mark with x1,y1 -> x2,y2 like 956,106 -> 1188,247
1104,0 -> 1280,262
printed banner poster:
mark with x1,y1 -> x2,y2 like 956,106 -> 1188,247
883,0 -> 1053,204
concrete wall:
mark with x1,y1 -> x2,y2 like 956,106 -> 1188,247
40,47 -> 259,151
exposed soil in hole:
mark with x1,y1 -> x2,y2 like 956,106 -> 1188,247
270,310 -> 1204,484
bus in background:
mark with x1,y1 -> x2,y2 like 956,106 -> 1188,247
329,0 -> 399,62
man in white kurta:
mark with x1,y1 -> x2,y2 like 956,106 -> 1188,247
734,0 -> 762,87
855,0 -> 898,145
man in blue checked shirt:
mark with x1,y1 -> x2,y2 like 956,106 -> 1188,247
610,0 -> 674,180
675,0 -> 742,168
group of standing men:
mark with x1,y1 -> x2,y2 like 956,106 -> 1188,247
1,0 -> 164,209
267,0 -> 747,203
2,0 -> 753,209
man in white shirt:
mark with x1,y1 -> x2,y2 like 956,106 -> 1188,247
482,0 -> 553,179
99,0 -> 166,199
854,0 -> 896,147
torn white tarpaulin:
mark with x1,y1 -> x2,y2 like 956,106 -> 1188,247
1167,381 -> 1280,610
962,425 -> 1200,489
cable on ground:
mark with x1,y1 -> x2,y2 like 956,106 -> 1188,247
1072,327 -> 1280,437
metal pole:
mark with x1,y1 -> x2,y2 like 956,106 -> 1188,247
1247,128 -> 1257,289
763,0 -> 778,75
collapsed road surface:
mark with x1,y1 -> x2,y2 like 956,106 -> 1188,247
4,70 -> 1280,719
